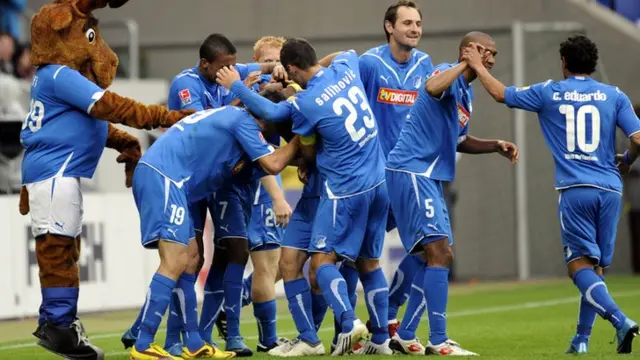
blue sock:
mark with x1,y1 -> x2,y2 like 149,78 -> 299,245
224,263 -> 245,338
388,254 -> 422,321
334,262 -> 358,336
198,268 -> 225,343
311,292 -> 328,331
242,274 -> 253,307
573,269 -> 627,330
317,264 -> 355,333
176,273 -> 206,352
164,297 -> 182,348
398,267 -> 427,340
285,278 -> 320,344
254,300 -> 278,346
135,273 -> 176,351
424,266 -> 449,346
360,268 -> 389,345
575,276 -> 603,340
41,287 -> 79,327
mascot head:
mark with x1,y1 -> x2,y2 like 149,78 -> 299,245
30,0 -> 129,89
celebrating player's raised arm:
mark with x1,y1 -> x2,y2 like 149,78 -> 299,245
462,43 -> 507,102
425,62 -> 469,98
217,66 -> 292,121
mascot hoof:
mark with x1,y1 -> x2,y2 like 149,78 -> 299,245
34,319 -> 104,360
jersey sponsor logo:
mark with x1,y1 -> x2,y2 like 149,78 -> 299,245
258,132 -> 267,145
179,89 -> 192,105
232,160 -> 246,175
377,88 -> 418,105
457,103 -> 470,127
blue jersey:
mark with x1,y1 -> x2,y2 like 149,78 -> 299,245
140,106 -> 275,202
359,45 -> 434,157
20,65 -> 108,183
387,62 -> 473,181
168,63 -> 261,111
504,76 -> 640,193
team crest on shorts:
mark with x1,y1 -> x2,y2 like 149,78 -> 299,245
314,235 -> 327,249
179,89 -> 192,105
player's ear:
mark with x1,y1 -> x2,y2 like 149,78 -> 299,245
384,20 -> 394,36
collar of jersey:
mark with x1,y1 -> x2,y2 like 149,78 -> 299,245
568,75 -> 592,81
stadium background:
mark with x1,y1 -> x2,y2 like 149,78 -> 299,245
1,0 -> 640,322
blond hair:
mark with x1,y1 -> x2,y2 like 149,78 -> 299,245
253,36 -> 286,58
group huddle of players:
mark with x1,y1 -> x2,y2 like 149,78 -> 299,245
20,0 -> 640,359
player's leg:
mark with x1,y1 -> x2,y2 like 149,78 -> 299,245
566,264 -> 600,354
310,196 -> 369,356
241,273 -> 253,308
270,197 -> 326,356
199,242 -> 228,344
127,165 -> 192,359
563,188 -> 638,354
28,177 -> 104,359
248,201 -> 287,352
332,260 -> 359,350
352,184 -> 393,355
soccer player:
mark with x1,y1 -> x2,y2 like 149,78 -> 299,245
217,38 -> 394,355
355,1 -> 434,352
385,31 -> 518,356
467,34 -> 640,354
128,96 -> 301,360
121,32 -> 288,356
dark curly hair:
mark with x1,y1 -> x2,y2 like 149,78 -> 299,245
559,35 -> 598,75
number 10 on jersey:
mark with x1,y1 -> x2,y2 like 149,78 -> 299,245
560,104 -> 600,153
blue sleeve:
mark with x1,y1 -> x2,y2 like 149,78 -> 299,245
504,80 -> 550,112
289,96 -> 316,137
169,76 -> 204,111
426,65 -> 458,100
236,63 -> 262,79
53,66 -> 105,114
6,0 -> 25,10
230,80 -> 292,122
331,50 -> 360,74
235,114 -> 276,161
358,55 -> 373,85
616,91 -> 640,137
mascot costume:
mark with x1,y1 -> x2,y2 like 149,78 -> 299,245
18,1 -> 194,359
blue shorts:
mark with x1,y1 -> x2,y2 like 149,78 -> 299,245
386,170 -> 453,254
309,184 -> 389,261
189,197 -> 209,232
248,201 -> 284,251
209,188 -> 251,249
282,197 -> 320,251
133,163 -> 195,249
558,187 -> 621,268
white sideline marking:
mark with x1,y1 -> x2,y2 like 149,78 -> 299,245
2,290 -> 639,352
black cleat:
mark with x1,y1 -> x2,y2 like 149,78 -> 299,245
34,319 -> 104,360
216,310 -> 228,339
257,337 -> 290,352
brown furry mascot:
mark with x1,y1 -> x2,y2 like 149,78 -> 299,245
18,1 -> 194,359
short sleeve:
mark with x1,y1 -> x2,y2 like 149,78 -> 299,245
169,76 -> 204,111
234,113 -> 276,161
289,95 -> 316,137
504,80 -> 552,112
616,90 -> 640,137
52,66 -> 105,114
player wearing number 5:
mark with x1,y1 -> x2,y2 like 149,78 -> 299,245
467,34 -> 640,354
127,103 -> 300,360
217,39 -> 394,355
385,32 -> 519,356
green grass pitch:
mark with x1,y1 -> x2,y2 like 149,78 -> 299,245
1,276 -> 639,359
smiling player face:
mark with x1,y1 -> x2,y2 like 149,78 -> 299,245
387,6 -> 422,50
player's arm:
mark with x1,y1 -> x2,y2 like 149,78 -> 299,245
256,137 -> 302,175
462,44 -> 507,103
260,175 -> 292,227
425,63 -> 468,98
217,66 -> 292,122
105,123 -> 141,188
171,77 -> 205,111
299,133 -> 318,162
54,66 -> 193,129
318,51 -> 345,67
615,93 -> 640,173
457,135 -> 519,164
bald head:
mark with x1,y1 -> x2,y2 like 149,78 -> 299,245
459,31 -> 494,49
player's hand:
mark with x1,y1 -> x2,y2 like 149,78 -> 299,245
273,198 -> 293,228
461,42 -> 485,70
216,65 -> 242,89
616,153 -> 632,175
244,71 -> 261,89
297,165 -> 309,184
496,140 -> 519,164
272,64 -> 288,83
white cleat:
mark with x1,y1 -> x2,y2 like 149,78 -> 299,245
331,319 -> 368,356
425,339 -> 478,356
354,339 -> 393,355
268,338 -> 325,357
389,333 -> 426,355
